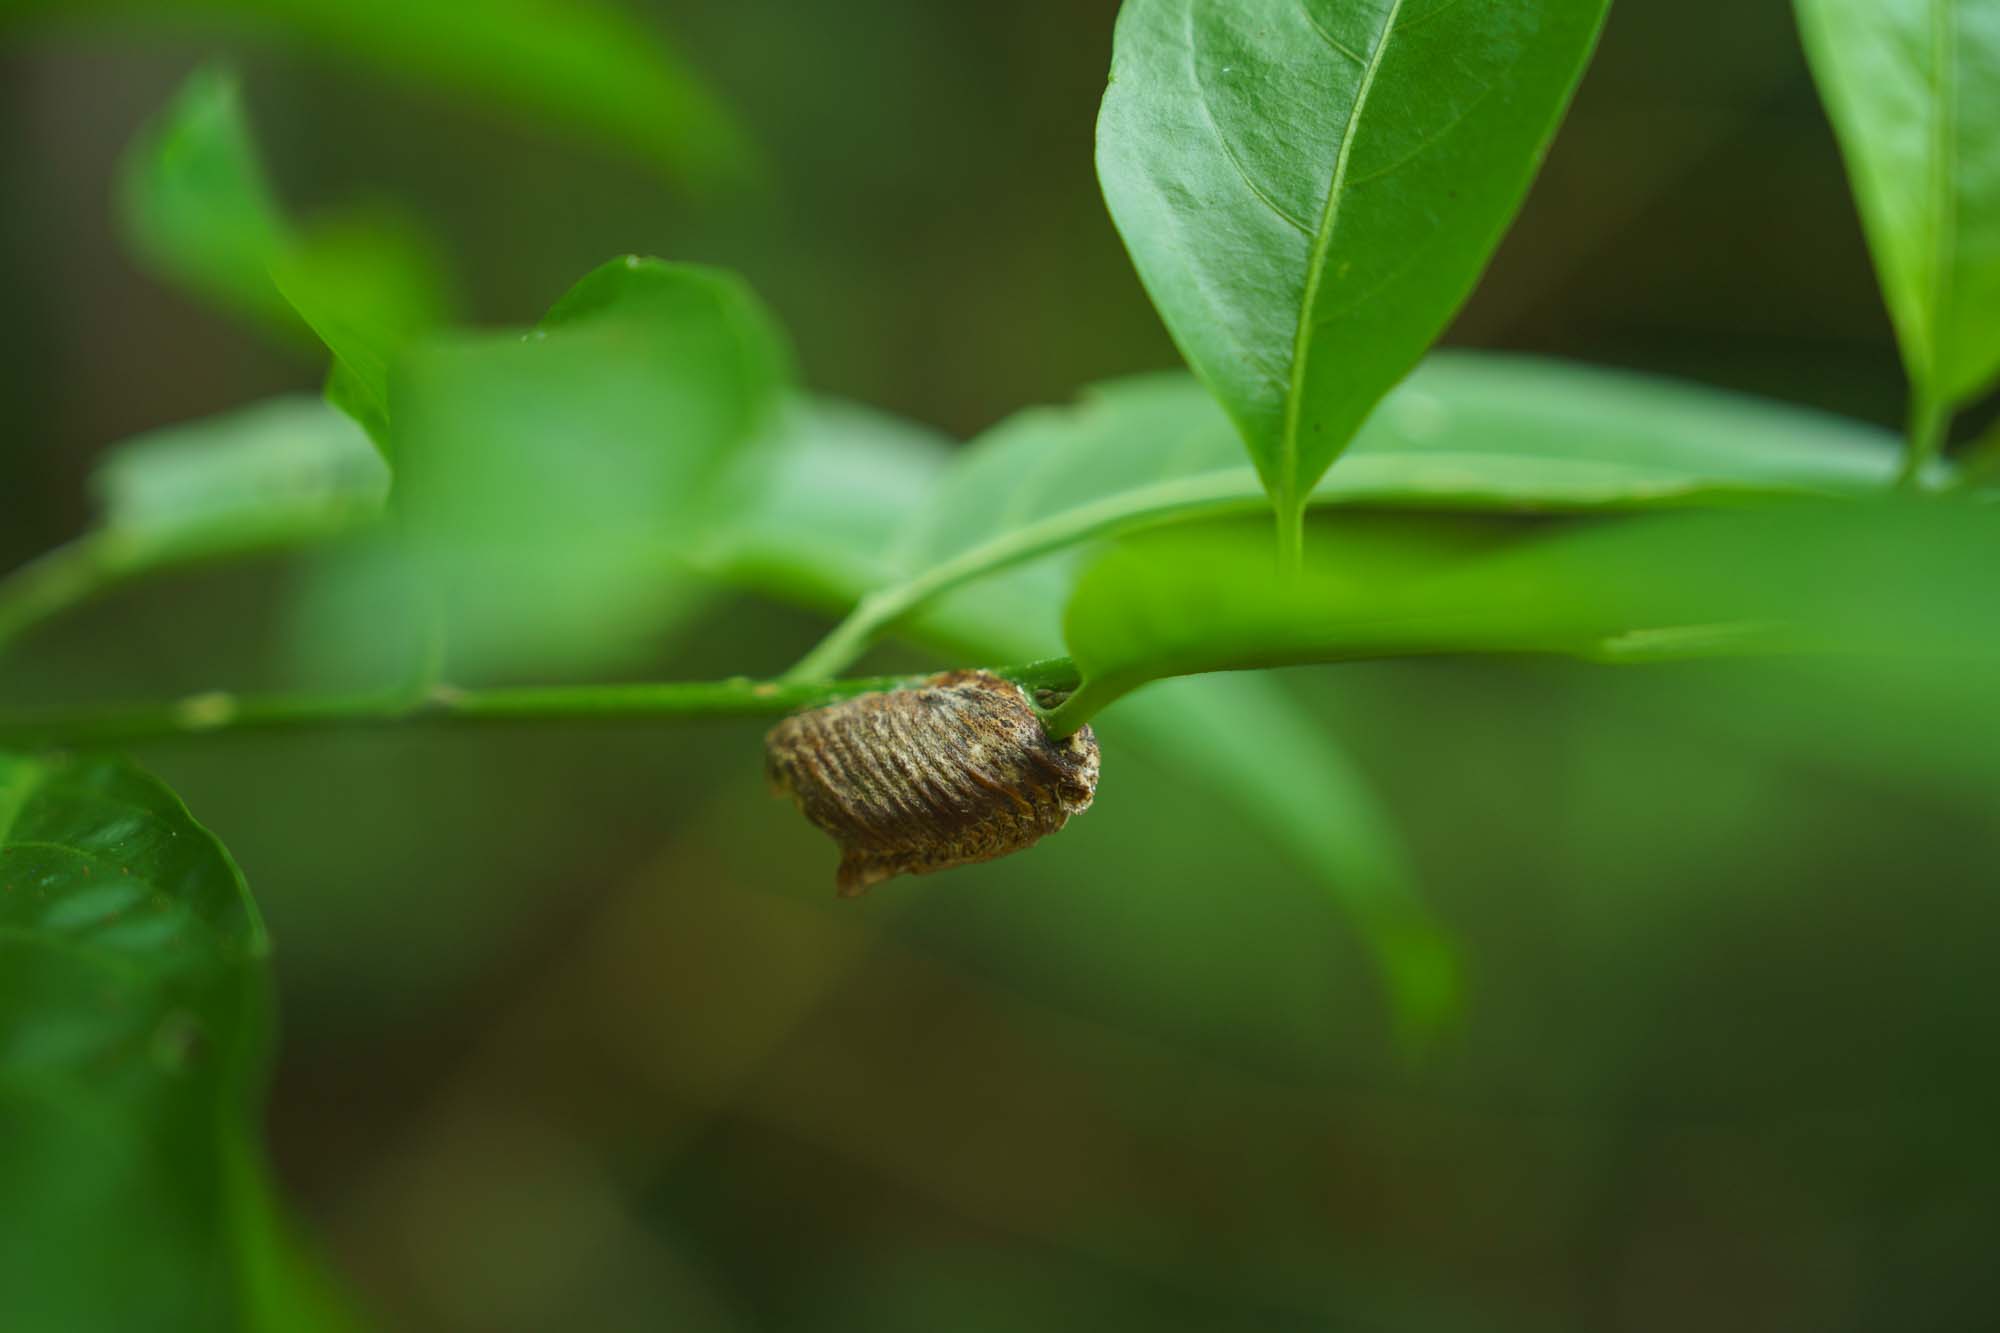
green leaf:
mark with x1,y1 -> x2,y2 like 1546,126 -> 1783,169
907,353 -> 1905,567
701,404 -> 1456,1043
1053,501 -> 2000,730
116,64 -> 298,336
1795,0 -> 2000,409
792,352 -> 1907,681
1096,0 -> 1609,538
0,751 -> 350,1331
389,256 -> 790,676
0,398 -> 390,656
119,66 -> 452,452
93,396 -> 390,571
15,0 -> 754,189
1100,674 -> 1459,1049
698,397 -> 956,614
273,210 -> 454,454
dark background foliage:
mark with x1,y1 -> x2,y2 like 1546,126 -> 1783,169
3,3 -> 1997,1330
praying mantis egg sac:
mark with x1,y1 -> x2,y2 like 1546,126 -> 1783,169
764,669 -> 1100,896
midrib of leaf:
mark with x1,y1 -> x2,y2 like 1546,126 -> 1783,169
1279,0 -> 1409,513
1923,0 -> 1957,395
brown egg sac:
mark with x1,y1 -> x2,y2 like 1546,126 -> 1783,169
764,670 -> 1100,896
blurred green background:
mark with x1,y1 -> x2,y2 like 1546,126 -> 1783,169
5,2 -> 1999,1330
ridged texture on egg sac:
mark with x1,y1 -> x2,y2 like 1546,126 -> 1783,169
765,670 -> 1100,895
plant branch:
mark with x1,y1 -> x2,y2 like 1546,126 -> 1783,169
0,659 -> 1080,751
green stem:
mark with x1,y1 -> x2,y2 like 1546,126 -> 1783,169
0,536 -> 113,654
1899,390 -> 1951,489
0,659 -> 1079,751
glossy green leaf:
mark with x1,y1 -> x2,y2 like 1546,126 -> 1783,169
119,67 -> 451,453
1795,0 -> 2000,408
0,751 -> 350,1331
390,256 -> 789,676
1097,0 -> 1609,534
13,0 -> 753,189
1054,502 -> 2000,730
0,398 -> 389,655
701,404 -> 1455,1042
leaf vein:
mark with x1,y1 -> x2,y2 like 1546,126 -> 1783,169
1295,0 -> 1368,66
1280,0 -> 1410,505
1342,76 -> 1500,191
1393,0 -> 1477,38
1183,4 -> 1317,239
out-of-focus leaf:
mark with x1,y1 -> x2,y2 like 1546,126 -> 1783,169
1096,0 -> 1608,539
118,66 -> 451,451
115,62 -> 295,334
0,751 -> 351,1331
698,397 -> 955,614
901,354 -> 1907,573
1795,0 -> 2000,408
701,406 -> 1455,1041
12,0 -> 753,189
273,209 -> 453,453
390,256 -> 789,676
93,396 -> 390,570
1053,502 -> 2000,729
1099,674 -> 1458,1048
0,397 -> 389,655
791,352 -> 1908,685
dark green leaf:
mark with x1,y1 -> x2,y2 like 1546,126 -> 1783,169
390,256 -> 790,675
0,751 -> 350,1331
1796,0 -> 2000,408
16,0 -> 754,189
1054,502 -> 2000,729
1097,0 -> 1609,531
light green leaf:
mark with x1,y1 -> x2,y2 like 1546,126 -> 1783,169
0,397 -> 389,656
1795,0 -> 2000,410
273,210 -> 453,454
0,751 -> 352,1331
14,0 -> 754,189
116,63 -> 295,335
698,397 -> 956,614
1097,0 -> 1609,541
791,352 -> 1907,681
93,396 -> 390,571
389,256 -> 790,676
701,404 -> 1455,1042
119,66 -> 452,452
1052,502 -> 2000,731
907,353 -> 1905,566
